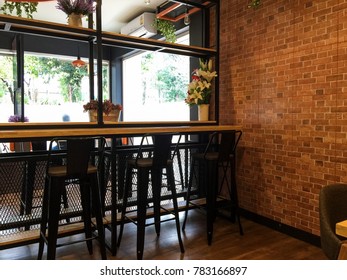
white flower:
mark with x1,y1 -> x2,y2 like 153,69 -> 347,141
197,69 -> 217,83
208,59 -> 213,71
185,58 -> 217,105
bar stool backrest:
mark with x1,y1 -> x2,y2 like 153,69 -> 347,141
217,131 -> 242,162
47,137 -> 105,178
203,130 -> 242,162
152,134 -> 173,168
135,133 -> 180,168
66,138 -> 93,177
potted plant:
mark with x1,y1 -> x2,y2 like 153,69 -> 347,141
83,99 -> 123,122
0,1 -> 38,19
185,58 -> 217,121
154,18 -> 177,43
56,0 -> 96,27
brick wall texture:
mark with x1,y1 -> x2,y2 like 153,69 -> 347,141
220,0 -> 347,236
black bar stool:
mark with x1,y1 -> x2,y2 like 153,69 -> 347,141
182,130 -> 243,245
117,133 -> 185,259
38,136 -> 107,260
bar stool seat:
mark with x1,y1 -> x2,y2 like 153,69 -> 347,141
117,133 -> 185,259
48,165 -> 97,176
182,131 -> 243,245
37,136 -> 107,260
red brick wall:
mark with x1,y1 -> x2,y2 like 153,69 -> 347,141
220,0 -> 347,236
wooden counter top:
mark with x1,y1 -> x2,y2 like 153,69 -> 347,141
0,124 -> 242,141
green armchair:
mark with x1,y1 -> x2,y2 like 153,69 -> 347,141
319,183 -> 347,259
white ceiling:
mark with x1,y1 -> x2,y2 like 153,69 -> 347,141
0,0 -> 165,32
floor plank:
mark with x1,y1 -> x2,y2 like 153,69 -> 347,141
0,209 -> 327,260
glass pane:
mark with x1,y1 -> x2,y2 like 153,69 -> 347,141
122,33 -> 190,122
22,53 -> 109,123
0,50 -> 15,122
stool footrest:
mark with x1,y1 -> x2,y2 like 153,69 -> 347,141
56,234 -> 98,248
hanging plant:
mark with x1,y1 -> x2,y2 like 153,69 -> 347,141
248,0 -> 261,9
154,18 -> 177,43
0,1 -> 38,19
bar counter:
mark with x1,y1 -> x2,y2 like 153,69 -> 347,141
0,122 -> 242,252
0,122 -> 242,141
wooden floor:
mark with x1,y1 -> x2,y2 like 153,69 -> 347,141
0,209 -> 327,260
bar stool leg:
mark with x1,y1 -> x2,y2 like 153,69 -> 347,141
167,166 -> 185,253
117,166 -> 133,248
46,177 -> 64,260
206,161 -> 217,246
182,158 -> 195,231
79,179 -> 93,255
152,168 -> 162,236
25,161 -> 36,218
90,173 -> 107,260
38,178 -> 50,260
230,158 -> 243,236
136,168 -> 150,260
176,151 -> 185,190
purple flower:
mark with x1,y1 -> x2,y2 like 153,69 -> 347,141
8,115 -> 29,122
56,0 -> 96,16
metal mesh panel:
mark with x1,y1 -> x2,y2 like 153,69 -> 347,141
0,159 -> 46,234
115,147 -> 190,209
1,161 -> 30,230
0,142 -> 197,245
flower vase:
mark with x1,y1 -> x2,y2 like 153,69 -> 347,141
68,13 -> 83,27
198,104 -> 209,121
88,110 -> 121,122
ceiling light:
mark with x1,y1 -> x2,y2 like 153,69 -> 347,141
184,6 -> 190,25
72,56 -> 86,67
144,0 -> 150,5
72,47 -> 86,67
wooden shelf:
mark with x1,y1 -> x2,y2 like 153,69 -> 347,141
0,14 -> 216,58
102,31 -> 216,58
0,14 -> 96,42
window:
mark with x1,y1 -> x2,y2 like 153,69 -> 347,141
122,33 -> 190,122
0,50 -> 110,123
0,50 -> 15,123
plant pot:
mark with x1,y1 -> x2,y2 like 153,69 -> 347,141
198,104 -> 209,121
68,13 -> 83,27
88,110 -> 121,122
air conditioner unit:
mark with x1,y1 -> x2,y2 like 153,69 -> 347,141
121,12 -> 157,38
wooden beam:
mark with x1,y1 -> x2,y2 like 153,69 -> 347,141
156,1 -> 210,22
